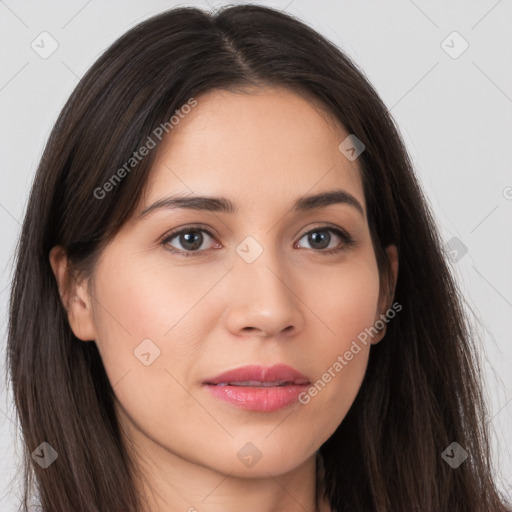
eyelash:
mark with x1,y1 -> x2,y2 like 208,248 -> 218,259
161,224 -> 355,258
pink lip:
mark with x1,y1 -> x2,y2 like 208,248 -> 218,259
203,364 -> 310,412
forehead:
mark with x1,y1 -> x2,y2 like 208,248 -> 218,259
139,86 -> 365,216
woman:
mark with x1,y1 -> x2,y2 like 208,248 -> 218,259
6,4 -> 509,512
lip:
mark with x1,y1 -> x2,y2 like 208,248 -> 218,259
203,364 -> 310,412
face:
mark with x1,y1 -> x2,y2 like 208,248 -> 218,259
53,86 -> 398,480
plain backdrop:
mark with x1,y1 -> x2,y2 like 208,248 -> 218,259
1,0 -> 511,509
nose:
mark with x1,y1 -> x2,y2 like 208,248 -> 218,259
222,244 -> 306,340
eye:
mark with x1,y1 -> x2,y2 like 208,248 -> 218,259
295,226 -> 355,254
162,224 -> 355,257
162,226 -> 219,256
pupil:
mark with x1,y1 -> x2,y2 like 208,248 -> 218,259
310,230 -> 329,249
181,231 -> 202,250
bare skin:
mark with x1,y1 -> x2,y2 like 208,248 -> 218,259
51,86 -> 398,512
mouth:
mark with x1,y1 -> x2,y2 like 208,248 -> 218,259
213,380 -> 306,387
202,364 -> 310,412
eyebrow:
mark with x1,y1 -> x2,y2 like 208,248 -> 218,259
137,188 -> 365,219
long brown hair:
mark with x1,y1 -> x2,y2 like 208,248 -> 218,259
6,4 -> 508,511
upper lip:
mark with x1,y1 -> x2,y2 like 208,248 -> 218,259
203,364 -> 310,386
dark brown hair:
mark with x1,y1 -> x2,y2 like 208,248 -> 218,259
6,4 -> 508,511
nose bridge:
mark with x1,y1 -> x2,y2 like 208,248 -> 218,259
235,233 -> 291,300
224,231 -> 304,337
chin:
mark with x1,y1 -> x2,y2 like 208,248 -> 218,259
200,436 -> 319,478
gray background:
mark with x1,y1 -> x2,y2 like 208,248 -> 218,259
1,0 -> 511,509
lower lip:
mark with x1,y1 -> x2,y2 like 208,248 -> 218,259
204,384 -> 309,412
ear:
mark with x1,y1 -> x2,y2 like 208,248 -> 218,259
49,246 -> 97,342
371,244 -> 399,345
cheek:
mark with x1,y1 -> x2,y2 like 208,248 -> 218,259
85,241 -> 382,475
89,258 -> 211,443
87,256 -> 175,388
90,253 -> 212,350
298,257 -> 380,416
92,246 -> 380,394
89,251 -> 226,424
305,254 -> 381,348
